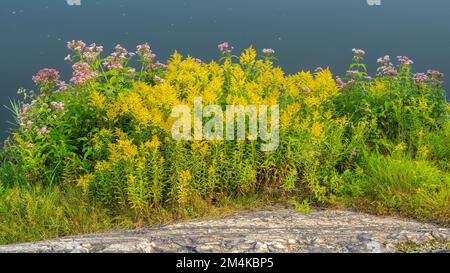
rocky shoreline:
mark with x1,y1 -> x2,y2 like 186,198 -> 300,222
1,209 -> 448,253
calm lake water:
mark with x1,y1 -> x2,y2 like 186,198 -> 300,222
1,0 -> 449,139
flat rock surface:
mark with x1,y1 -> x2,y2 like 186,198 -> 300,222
0,209 -> 448,253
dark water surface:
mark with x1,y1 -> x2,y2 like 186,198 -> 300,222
1,0 -> 449,139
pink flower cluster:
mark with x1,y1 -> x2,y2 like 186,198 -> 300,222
427,69 -> 444,79
335,76 -> 355,90
352,48 -> 366,58
413,73 -> 428,84
18,104 -> 33,130
262,48 -> 275,55
136,43 -> 156,63
37,126 -> 49,136
397,56 -> 414,65
335,76 -> 345,89
82,43 -> 104,61
51,101 -> 65,110
103,44 -> 135,70
218,42 -> 232,53
154,61 -> 168,70
376,55 -> 398,77
67,40 -> 86,52
315,67 -> 324,73
56,80 -> 68,91
377,55 -> 391,66
67,41 -> 103,61
301,86 -> 311,93
347,70 -> 359,78
32,68 -> 60,84
381,67 -> 398,77
70,62 -> 99,85
154,75 -> 165,84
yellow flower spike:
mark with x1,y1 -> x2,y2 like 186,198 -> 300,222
179,170 -> 192,184
280,112 -> 292,128
148,136 -> 161,150
312,111 -> 320,119
300,117 -> 311,130
76,173 -> 94,192
304,96 -> 320,108
239,47 -> 257,67
395,141 -> 406,152
89,91 -> 106,110
108,136 -> 138,163
168,50 -> 183,69
311,122 -> 324,140
208,165 -> 216,175
95,161 -> 110,171
136,157 -> 146,170
374,81 -> 385,91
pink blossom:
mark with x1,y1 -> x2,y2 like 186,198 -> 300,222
413,73 -> 428,84
377,55 -> 391,66
136,43 -> 151,52
37,127 -> 49,136
154,61 -> 168,70
426,69 -> 444,79
136,42 -> 156,64
24,120 -> 33,130
67,40 -> 86,52
335,77 -> 345,89
27,143 -> 34,149
51,101 -> 65,110
18,104 -> 31,122
70,62 -> 98,85
82,43 -> 104,61
19,120 -> 33,131
352,48 -> 366,58
262,48 -> 275,55
218,42 -> 232,53
381,66 -> 398,77
32,68 -> 60,84
315,67 -> 324,73
301,87 -> 311,93
397,56 -> 414,65
103,44 -> 134,70
56,80 -> 68,91
154,75 -> 165,84
347,70 -> 359,78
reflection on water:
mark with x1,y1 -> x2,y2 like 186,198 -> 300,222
1,0 -> 449,139
66,0 -> 81,6
367,0 -> 381,6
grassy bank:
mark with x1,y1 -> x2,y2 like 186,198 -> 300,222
0,42 -> 448,244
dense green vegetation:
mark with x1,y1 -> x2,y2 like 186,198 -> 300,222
0,42 -> 448,244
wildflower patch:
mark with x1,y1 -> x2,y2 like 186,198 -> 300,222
171,97 -> 280,151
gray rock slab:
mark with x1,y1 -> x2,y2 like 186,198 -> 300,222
0,209 -> 448,253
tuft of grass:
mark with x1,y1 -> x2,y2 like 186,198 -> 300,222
0,181 -> 274,245
396,240 -> 450,253
0,184 -> 122,244
357,154 -> 450,225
